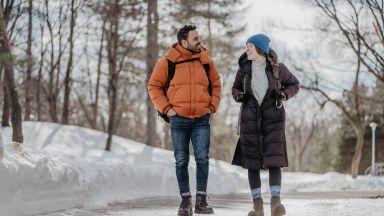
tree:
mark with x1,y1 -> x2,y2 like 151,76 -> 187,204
62,0 -> 77,124
24,0 -> 33,121
92,20 -> 106,129
42,0 -> 67,123
146,0 -> 159,147
105,0 -> 120,151
296,54 -> 370,177
36,24 -> 46,121
1,0 -> 24,126
0,4 -> 23,142
312,0 -> 384,83
306,0 -> 383,177
1,71 -> 10,126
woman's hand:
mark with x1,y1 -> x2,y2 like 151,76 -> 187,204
235,92 -> 245,103
280,92 -> 287,101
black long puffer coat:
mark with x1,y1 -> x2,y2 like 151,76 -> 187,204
231,50 -> 300,170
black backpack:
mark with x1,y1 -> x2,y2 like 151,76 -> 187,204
158,58 -> 212,123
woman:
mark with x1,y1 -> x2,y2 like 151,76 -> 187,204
231,34 -> 299,216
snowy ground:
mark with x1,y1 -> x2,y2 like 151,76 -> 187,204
1,122 -> 384,216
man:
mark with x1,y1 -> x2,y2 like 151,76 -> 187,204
148,25 -> 221,216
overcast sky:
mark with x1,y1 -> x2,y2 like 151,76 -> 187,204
244,0 -> 317,51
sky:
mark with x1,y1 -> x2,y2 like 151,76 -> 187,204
244,0 -> 316,51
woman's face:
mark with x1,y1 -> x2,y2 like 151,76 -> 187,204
245,43 -> 264,61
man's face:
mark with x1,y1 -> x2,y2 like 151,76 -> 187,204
181,30 -> 202,53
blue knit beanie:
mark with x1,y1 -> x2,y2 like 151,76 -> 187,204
246,34 -> 270,54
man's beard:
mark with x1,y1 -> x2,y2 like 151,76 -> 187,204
187,44 -> 201,53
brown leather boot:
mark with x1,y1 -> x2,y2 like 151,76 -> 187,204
248,198 -> 264,216
178,196 -> 192,216
270,196 -> 286,216
194,194 -> 214,214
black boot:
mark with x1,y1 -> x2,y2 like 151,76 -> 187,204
178,196 -> 193,216
194,194 -> 214,214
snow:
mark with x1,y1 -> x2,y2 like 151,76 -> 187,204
1,122 -> 383,216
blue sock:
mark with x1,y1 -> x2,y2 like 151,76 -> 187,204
270,185 -> 281,197
251,188 -> 261,199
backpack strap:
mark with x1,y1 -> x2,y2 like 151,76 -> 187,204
203,64 -> 212,95
165,59 -> 176,91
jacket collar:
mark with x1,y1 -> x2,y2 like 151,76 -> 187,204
166,43 -> 211,64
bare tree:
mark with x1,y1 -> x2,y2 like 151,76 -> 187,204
44,0 -> 59,122
62,0 -> 77,124
105,0 -> 120,151
93,20 -> 106,129
310,0 -> 381,177
0,4 -> 23,142
298,58 -> 367,177
146,0 -> 159,147
24,0 -> 33,121
36,24 -> 46,121
313,0 -> 384,84
43,0 -> 68,122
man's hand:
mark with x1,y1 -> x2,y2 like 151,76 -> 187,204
167,108 -> 176,117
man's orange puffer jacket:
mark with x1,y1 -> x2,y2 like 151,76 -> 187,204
148,43 -> 221,119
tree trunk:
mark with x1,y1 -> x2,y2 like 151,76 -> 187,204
0,5 -> 23,143
55,4 -> 64,120
93,20 -> 106,128
46,0 -> 58,122
350,124 -> 366,178
105,0 -> 119,151
37,25 -> 44,121
1,72 -> 10,126
24,0 -> 33,121
62,0 -> 76,124
146,0 -> 159,147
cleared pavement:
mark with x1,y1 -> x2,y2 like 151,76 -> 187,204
40,191 -> 384,216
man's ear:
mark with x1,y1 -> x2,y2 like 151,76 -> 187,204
181,39 -> 188,48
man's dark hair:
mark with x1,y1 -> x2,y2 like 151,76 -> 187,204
177,25 -> 197,43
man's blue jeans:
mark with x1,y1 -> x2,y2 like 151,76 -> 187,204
170,113 -> 211,196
